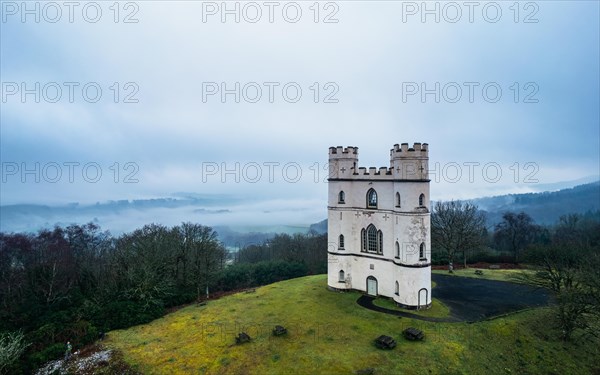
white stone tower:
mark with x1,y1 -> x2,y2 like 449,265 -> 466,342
327,143 -> 432,309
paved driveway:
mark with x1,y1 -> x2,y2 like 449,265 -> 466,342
357,274 -> 552,322
431,273 -> 551,322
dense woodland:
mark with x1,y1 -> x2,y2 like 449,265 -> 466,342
0,207 -> 599,373
0,223 -> 326,373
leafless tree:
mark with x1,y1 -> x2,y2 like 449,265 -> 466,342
0,330 -> 29,374
431,200 -> 486,271
494,212 -> 539,263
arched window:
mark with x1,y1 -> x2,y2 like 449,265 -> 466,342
367,225 -> 377,253
339,270 -> 345,282
396,192 -> 401,207
419,193 -> 425,207
339,234 -> 345,249
395,281 -> 399,295
361,224 -> 383,254
419,242 -> 426,259
366,188 -> 377,209
338,191 -> 345,204
361,229 -> 366,252
395,241 -> 400,258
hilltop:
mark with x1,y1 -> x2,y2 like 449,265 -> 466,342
104,275 -> 598,374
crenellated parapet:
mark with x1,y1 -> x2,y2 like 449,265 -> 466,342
390,143 -> 428,158
356,167 -> 393,176
328,143 -> 429,180
329,146 -> 358,158
390,143 -> 429,180
328,146 -> 358,179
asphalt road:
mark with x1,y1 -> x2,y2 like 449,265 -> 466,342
431,273 -> 551,322
357,274 -> 552,322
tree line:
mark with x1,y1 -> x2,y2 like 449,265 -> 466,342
0,223 -> 326,373
1,203 -> 598,371
431,201 -> 600,340
431,201 -> 599,267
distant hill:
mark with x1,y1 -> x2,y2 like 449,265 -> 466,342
309,181 -> 600,230
471,181 -> 600,226
0,195 -> 239,233
213,225 -> 311,249
308,219 -> 327,234
0,195 -> 312,236
2,182 -> 598,235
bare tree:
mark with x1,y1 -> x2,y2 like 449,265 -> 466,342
517,215 -> 600,341
431,200 -> 486,271
183,224 -> 226,301
113,224 -> 175,308
0,330 -> 29,374
494,212 -> 539,263
519,244 -> 596,341
30,228 -> 77,306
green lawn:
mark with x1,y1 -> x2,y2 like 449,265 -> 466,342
106,275 -> 599,375
371,280 -> 451,319
432,268 -> 536,283
371,296 -> 451,319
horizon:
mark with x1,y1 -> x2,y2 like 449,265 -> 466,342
1,178 -> 598,235
2,1 -> 599,232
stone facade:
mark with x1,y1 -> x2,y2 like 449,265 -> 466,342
327,144 -> 432,309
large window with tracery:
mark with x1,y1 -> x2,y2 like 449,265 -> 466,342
361,224 -> 383,254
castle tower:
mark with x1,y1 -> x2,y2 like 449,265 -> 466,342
327,144 -> 432,309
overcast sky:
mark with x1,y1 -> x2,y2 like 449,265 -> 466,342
1,1 -> 599,229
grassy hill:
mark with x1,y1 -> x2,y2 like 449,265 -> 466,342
106,275 -> 599,374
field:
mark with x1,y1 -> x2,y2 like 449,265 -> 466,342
106,275 -> 599,374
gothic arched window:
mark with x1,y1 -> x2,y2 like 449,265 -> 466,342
395,241 -> 400,258
367,188 -> 378,209
367,225 -> 377,253
395,281 -> 399,295
361,228 -> 367,252
420,242 -> 426,260
361,224 -> 383,254
338,191 -> 345,204
419,193 -> 425,207
339,234 -> 345,249
396,192 -> 401,207
339,270 -> 345,282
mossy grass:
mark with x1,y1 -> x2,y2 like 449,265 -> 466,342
107,275 -> 599,375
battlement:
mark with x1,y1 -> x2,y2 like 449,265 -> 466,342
329,146 -> 358,158
355,167 -> 393,176
390,143 -> 428,159
328,143 -> 429,180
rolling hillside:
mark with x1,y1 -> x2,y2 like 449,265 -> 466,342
105,275 -> 598,374
472,181 -> 600,225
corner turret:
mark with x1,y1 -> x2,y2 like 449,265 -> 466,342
390,143 -> 429,180
328,146 -> 358,179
